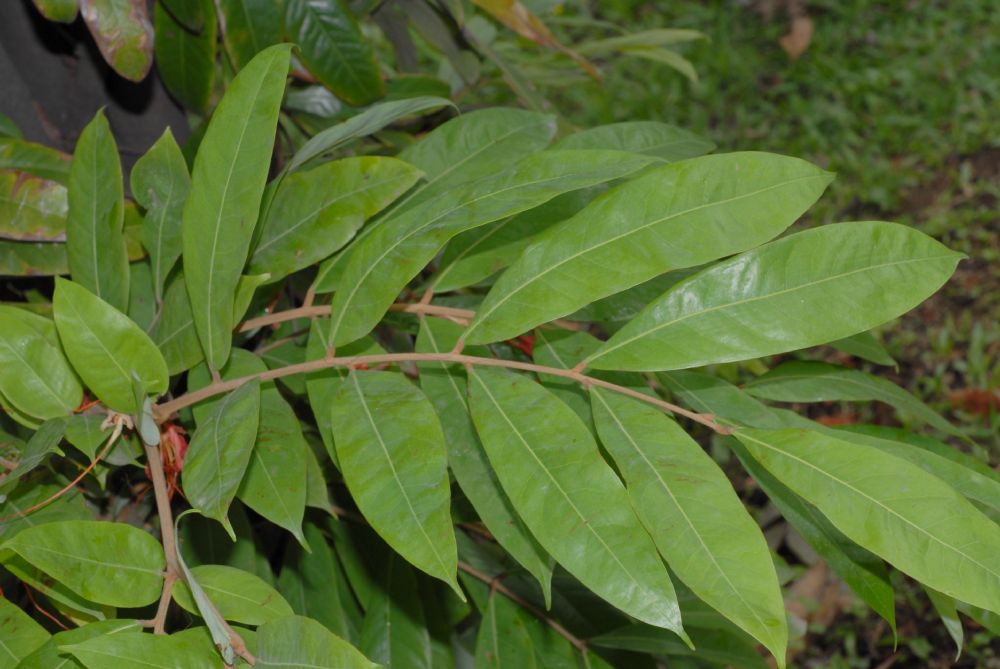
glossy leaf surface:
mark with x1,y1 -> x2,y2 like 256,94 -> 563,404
181,44 -> 291,371
285,0 -> 383,106
131,129 -> 190,301
331,371 -> 460,593
553,121 -> 715,160
329,149 -> 655,346
591,388 -> 787,664
66,110 -> 129,311
415,318 -> 553,604
468,367 -> 686,635
173,564 -> 293,625
80,0 -> 154,81
53,278 -> 168,413
249,157 -> 421,281
0,307 -> 81,420
0,520 -> 164,607
736,428 -> 1000,615
466,152 -> 831,343
589,222 -> 963,370
257,615 -> 377,669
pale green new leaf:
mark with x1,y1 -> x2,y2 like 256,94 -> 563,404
359,554 -> 432,668
475,591 -> 538,669
249,157 -> 421,281
257,615 -> 377,669
0,597 -> 49,665
589,222 -> 963,371
553,121 -> 714,160
331,371 -> 460,594
746,360 -> 962,438
183,380 -> 261,536
172,564 -> 293,625
61,628 -> 221,669
466,152 -> 832,344
735,428 -> 1000,615
0,307 -> 81,420
66,109 -> 129,311
415,318 -> 553,605
182,44 -> 292,371
53,278 -> 168,413
131,128 -> 190,302
467,367 -> 687,636
0,520 -> 164,607
591,388 -> 787,665
329,149 -> 655,346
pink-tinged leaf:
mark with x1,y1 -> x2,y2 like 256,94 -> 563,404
0,170 -> 67,242
80,0 -> 154,82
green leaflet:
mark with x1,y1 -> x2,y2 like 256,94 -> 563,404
172,564 -> 293,625
153,0 -> 217,112
659,370 -> 785,430
591,622 -> 769,669
61,627 -> 221,669
330,371 -> 461,595
746,360 -> 962,438
17,619 -> 141,669
0,239 -> 68,276
588,221 -> 964,371
590,389 -> 787,666
359,553 -> 432,668
0,137 -> 71,183
218,0 -> 283,70
474,592 -> 538,669
52,278 -> 168,413
30,0 -> 79,22
924,586 -> 963,660
249,157 -> 422,281
0,419 -> 65,493
415,318 -> 554,605
0,169 -> 67,242
829,331 -> 896,366
277,519 -> 361,643
183,380 -> 261,536
0,480 -> 89,542
467,367 -> 687,637
553,121 -> 715,160
131,129 -> 190,302
66,110 -> 129,312
80,0 -> 154,82
0,597 -> 49,665
289,96 -> 453,172
0,307 -> 81,420
179,502 -> 273,583
285,0 -> 383,106
329,149 -> 656,346
181,44 -> 291,372
257,616 -> 377,669
0,520 -> 164,608
465,152 -> 832,344
150,270 -> 204,374
158,0 -> 206,30
735,428 -> 1000,616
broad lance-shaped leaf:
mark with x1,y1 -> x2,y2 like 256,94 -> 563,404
465,152 -> 832,344
61,627 -> 222,669
587,221 -> 964,371
17,619 -> 142,669
0,307 -> 81,420
285,0 -> 383,106
53,278 -> 168,413
415,318 -> 554,605
0,520 -> 164,607
183,380 -> 261,536
0,169 -> 67,242
249,157 -> 421,281
66,109 -> 129,312
172,564 -> 293,625
258,615 -> 377,669
746,360 -> 963,438
131,128 -> 191,302
0,137 -> 71,185
467,367 -> 688,636
219,0 -> 283,70
359,554 -> 432,669
735,428 -> 1000,615
475,591 -> 538,669
182,44 -> 292,372
830,330 -> 895,366
153,0 -> 216,113
0,597 -> 49,664
80,0 -> 154,82
329,149 -> 656,346
590,388 -> 788,666
330,371 -> 461,595
553,120 -> 715,161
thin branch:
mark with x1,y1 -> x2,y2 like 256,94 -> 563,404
238,302 -> 476,332
153,351 -> 728,434
141,439 -> 180,635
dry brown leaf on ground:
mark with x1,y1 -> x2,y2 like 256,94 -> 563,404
780,15 -> 814,59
